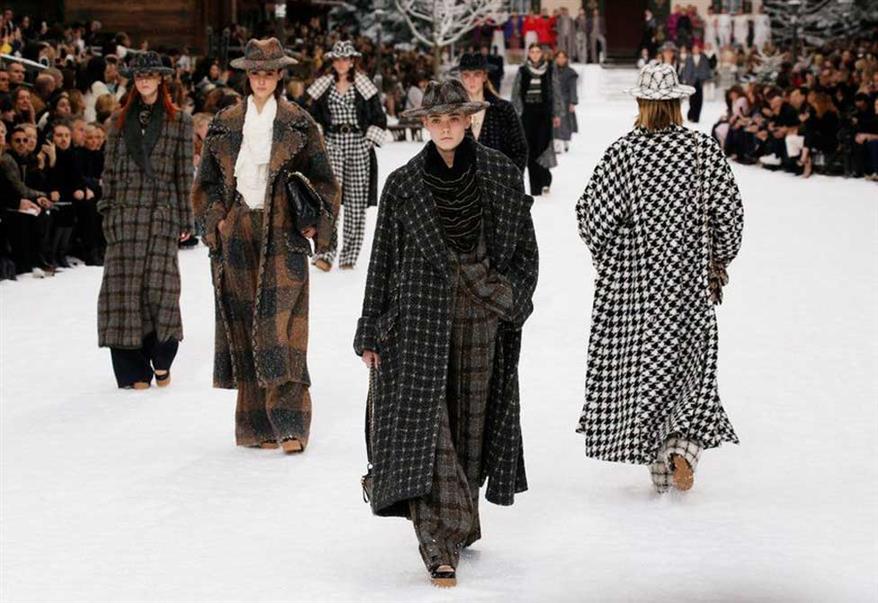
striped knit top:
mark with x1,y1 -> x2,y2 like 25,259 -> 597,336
423,138 -> 482,253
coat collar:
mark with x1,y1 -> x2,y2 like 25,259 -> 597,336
122,99 -> 165,177
397,142 -> 530,276
307,72 -> 379,101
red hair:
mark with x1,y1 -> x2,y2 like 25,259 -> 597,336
115,79 -> 178,129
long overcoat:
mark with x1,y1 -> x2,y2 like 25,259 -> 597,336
191,99 -> 339,389
554,64 -> 579,141
473,90 -> 529,174
575,126 -> 743,464
354,143 -> 539,516
97,105 -> 192,349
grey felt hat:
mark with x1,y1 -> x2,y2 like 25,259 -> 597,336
626,63 -> 695,100
230,38 -> 298,70
400,79 -> 489,119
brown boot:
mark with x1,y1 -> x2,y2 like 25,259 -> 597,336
131,381 -> 150,390
672,455 -> 694,491
260,441 -> 280,449
313,258 -> 332,272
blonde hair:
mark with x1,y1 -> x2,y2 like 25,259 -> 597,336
635,98 -> 683,131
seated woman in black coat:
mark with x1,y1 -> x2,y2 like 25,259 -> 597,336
455,52 -> 528,176
801,92 -> 840,178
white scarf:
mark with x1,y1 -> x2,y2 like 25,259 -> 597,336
234,95 -> 277,209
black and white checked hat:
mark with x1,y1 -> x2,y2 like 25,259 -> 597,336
325,40 -> 362,60
626,63 -> 695,100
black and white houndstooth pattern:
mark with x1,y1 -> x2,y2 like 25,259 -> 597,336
314,86 -> 370,268
627,63 -> 695,100
575,125 -> 743,465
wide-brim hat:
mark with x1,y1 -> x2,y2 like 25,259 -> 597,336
400,79 -> 489,119
230,37 -> 298,70
452,52 -> 498,73
625,63 -> 695,100
325,40 -> 362,60
659,41 -> 678,53
121,51 -> 174,78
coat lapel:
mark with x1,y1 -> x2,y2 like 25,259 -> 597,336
397,148 -> 450,278
476,146 -> 529,271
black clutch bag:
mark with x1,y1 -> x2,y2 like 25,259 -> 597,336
285,171 -> 322,231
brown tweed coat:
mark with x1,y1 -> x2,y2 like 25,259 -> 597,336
97,106 -> 193,349
192,98 -> 339,389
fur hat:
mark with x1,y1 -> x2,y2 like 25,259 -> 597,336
400,79 -> 489,119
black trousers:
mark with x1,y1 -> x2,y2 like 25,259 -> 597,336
4,209 -> 52,273
522,106 -> 554,195
687,81 -> 704,123
110,332 -> 179,388
527,159 -> 552,195
73,199 -> 103,262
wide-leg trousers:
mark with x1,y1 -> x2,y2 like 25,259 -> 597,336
314,132 -> 370,268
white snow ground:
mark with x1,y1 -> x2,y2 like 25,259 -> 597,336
2,66 -> 877,603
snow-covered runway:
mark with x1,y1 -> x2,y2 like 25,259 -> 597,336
2,68 -> 877,602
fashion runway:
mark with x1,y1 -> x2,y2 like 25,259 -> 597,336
2,67 -> 876,601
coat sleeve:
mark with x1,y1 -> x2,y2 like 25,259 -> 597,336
0,155 -> 45,205
97,126 -> 119,215
569,71 -> 579,105
511,71 -> 524,115
190,125 -> 228,250
174,114 -> 194,233
298,116 -> 340,254
575,140 -> 633,267
504,191 -> 539,329
703,137 -> 744,266
354,178 -> 400,355
365,94 -> 388,148
503,103 -> 529,174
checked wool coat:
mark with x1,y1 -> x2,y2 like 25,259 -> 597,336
354,142 -> 539,516
192,99 -> 339,389
575,125 -> 743,464
97,105 -> 193,349
471,91 -> 529,174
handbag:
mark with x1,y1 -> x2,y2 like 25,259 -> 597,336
360,366 -> 376,503
693,132 -> 727,306
285,171 -> 322,231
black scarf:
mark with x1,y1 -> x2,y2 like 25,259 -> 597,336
123,97 -> 164,177
422,137 -> 482,254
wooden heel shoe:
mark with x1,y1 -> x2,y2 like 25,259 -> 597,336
430,565 -> 456,588
281,438 -> 304,453
672,455 -> 694,491
131,381 -> 150,390
155,371 -> 171,387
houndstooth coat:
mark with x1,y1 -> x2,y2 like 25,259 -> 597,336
191,99 -> 339,389
97,107 -> 193,349
575,125 -> 743,464
354,143 -> 539,516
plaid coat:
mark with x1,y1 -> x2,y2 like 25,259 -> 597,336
97,108 -> 193,348
192,99 -> 339,389
355,143 -> 539,515
472,91 -> 529,174
575,126 -> 743,464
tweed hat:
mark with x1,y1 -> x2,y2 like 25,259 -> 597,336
659,41 -> 678,53
121,51 -> 174,78
325,40 -> 362,60
626,63 -> 695,100
400,79 -> 489,119
230,37 -> 297,70
452,52 -> 499,73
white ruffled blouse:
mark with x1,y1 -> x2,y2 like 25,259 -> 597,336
234,95 -> 277,210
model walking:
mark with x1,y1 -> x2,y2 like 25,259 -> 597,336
553,51 -> 579,152
456,52 -> 528,174
356,80 -> 538,587
512,44 -> 562,196
307,40 -> 387,271
192,38 -> 340,452
97,52 -> 192,390
575,64 -> 744,493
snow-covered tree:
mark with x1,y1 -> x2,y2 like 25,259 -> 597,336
395,0 -> 507,73
764,0 -> 878,49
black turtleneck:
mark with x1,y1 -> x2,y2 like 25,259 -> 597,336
422,137 -> 482,254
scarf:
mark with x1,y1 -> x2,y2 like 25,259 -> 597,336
122,96 -> 164,177
422,138 -> 482,254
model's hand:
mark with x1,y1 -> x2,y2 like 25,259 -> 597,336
362,350 -> 381,369
301,226 -> 317,239
553,116 -> 562,128
568,104 -> 576,113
